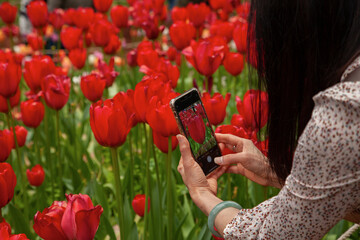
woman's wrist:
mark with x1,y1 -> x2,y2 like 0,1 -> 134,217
189,188 -> 222,216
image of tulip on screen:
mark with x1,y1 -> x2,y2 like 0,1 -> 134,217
179,101 -> 217,159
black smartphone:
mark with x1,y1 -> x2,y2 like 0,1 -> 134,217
170,88 -> 221,176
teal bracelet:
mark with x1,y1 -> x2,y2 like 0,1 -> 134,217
208,201 -> 242,238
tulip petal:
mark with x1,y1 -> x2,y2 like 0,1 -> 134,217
75,205 -> 103,240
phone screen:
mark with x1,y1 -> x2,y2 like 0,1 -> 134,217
178,101 -> 217,159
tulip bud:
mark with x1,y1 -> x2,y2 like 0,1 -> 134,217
21,99 -> 45,128
187,3 -> 210,28
132,194 -> 150,217
94,0 -> 113,13
61,194 -> 103,240
60,27 -> 82,50
110,5 -> 129,29
26,164 -> 45,187
27,33 -> 44,51
126,50 -> 137,67
0,162 -> 17,208
170,21 -> 196,51
26,0 -> 48,28
73,8 -> 94,30
152,130 -> 178,153
0,2 -> 17,25
223,52 -> 244,76
48,9 -> 64,30
0,62 -> 21,99
80,73 -> 106,102
41,74 -> 71,111
69,48 -> 87,70
9,126 -> 28,148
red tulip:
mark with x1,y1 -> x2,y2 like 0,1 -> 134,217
153,130 -> 178,153
0,62 -> 21,99
26,0 -> 48,28
0,87 -> 20,113
171,7 -> 188,22
48,9 -> 64,30
73,8 -> 94,30
223,52 -> 244,76
233,21 -> 248,54
110,5 -> 129,28
140,16 -> 162,40
41,74 -> 71,111
0,218 -> 11,236
132,194 -> 150,217
134,74 -> 172,122
60,26 -> 82,50
63,8 -> 75,26
236,90 -> 268,129
209,0 -> 227,10
202,92 -> 231,126
91,20 -> 111,47
170,21 -> 196,51
103,34 -> 121,55
97,57 -> 119,87
80,73 -> 106,102
182,38 -> 225,77
139,58 -> 179,89
187,3 -> 210,28
24,55 -> 56,93
8,126 -> 27,149
0,162 -> 17,208
0,2 -> 17,25
167,46 -> 177,61
0,223 -> 29,240
33,201 -> 68,240
236,2 -> 250,19
20,99 -> 44,128
94,0 -> 113,13
69,48 -> 87,70
137,43 -> 159,70
126,50 -> 137,67
90,98 -> 133,147
26,164 -> 45,187
27,33 -> 44,51
0,130 -> 12,162
61,194 -> 103,240
209,21 -> 234,43
113,90 -> 140,127
215,124 -> 251,155
146,91 -> 180,137
0,50 -> 22,64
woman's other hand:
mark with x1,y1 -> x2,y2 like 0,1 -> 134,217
215,133 -> 282,189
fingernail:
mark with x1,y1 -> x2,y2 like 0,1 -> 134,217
176,134 -> 182,142
214,156 -> 223,164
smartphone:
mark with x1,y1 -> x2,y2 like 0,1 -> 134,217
170,88 -> 222,176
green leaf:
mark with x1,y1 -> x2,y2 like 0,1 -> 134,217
7,203 -> 34,239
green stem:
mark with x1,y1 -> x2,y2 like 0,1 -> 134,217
144,125 -> 152,240
227,174 -> 231,200
34,127 -> 41,164
7,99 -> 29,220
110,147 -> 125,240
128,132 -> 134,200
167,136 -> 174,240
180,54 -> 185,92
151,135 -> 163,239
56,111 -> 63,196
205,76 -> 209,93
43,101 -> 54,200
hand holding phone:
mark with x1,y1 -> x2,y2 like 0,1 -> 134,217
170,88 -> 222,176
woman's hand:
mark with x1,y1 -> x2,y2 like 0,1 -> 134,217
176,134 -> 227,199
215,133 -> 282,189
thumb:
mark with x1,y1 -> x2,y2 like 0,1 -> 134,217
214,153 -> 245,165
176,134 -> 194,168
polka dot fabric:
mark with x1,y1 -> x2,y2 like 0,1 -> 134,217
223,57 -> 360,239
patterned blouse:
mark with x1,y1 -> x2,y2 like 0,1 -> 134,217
223,57 -> 360,239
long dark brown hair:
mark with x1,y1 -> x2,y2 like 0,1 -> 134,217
248,0 -> 360,182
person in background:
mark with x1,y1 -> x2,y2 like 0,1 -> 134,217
177,0 -> 360,239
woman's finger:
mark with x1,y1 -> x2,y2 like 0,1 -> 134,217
214,152 -> 249,166
176,134 -> 195,169
208,165 -> 228,180
215,133 -> 245,152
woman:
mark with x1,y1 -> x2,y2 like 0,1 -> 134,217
177,0 -> 360,239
